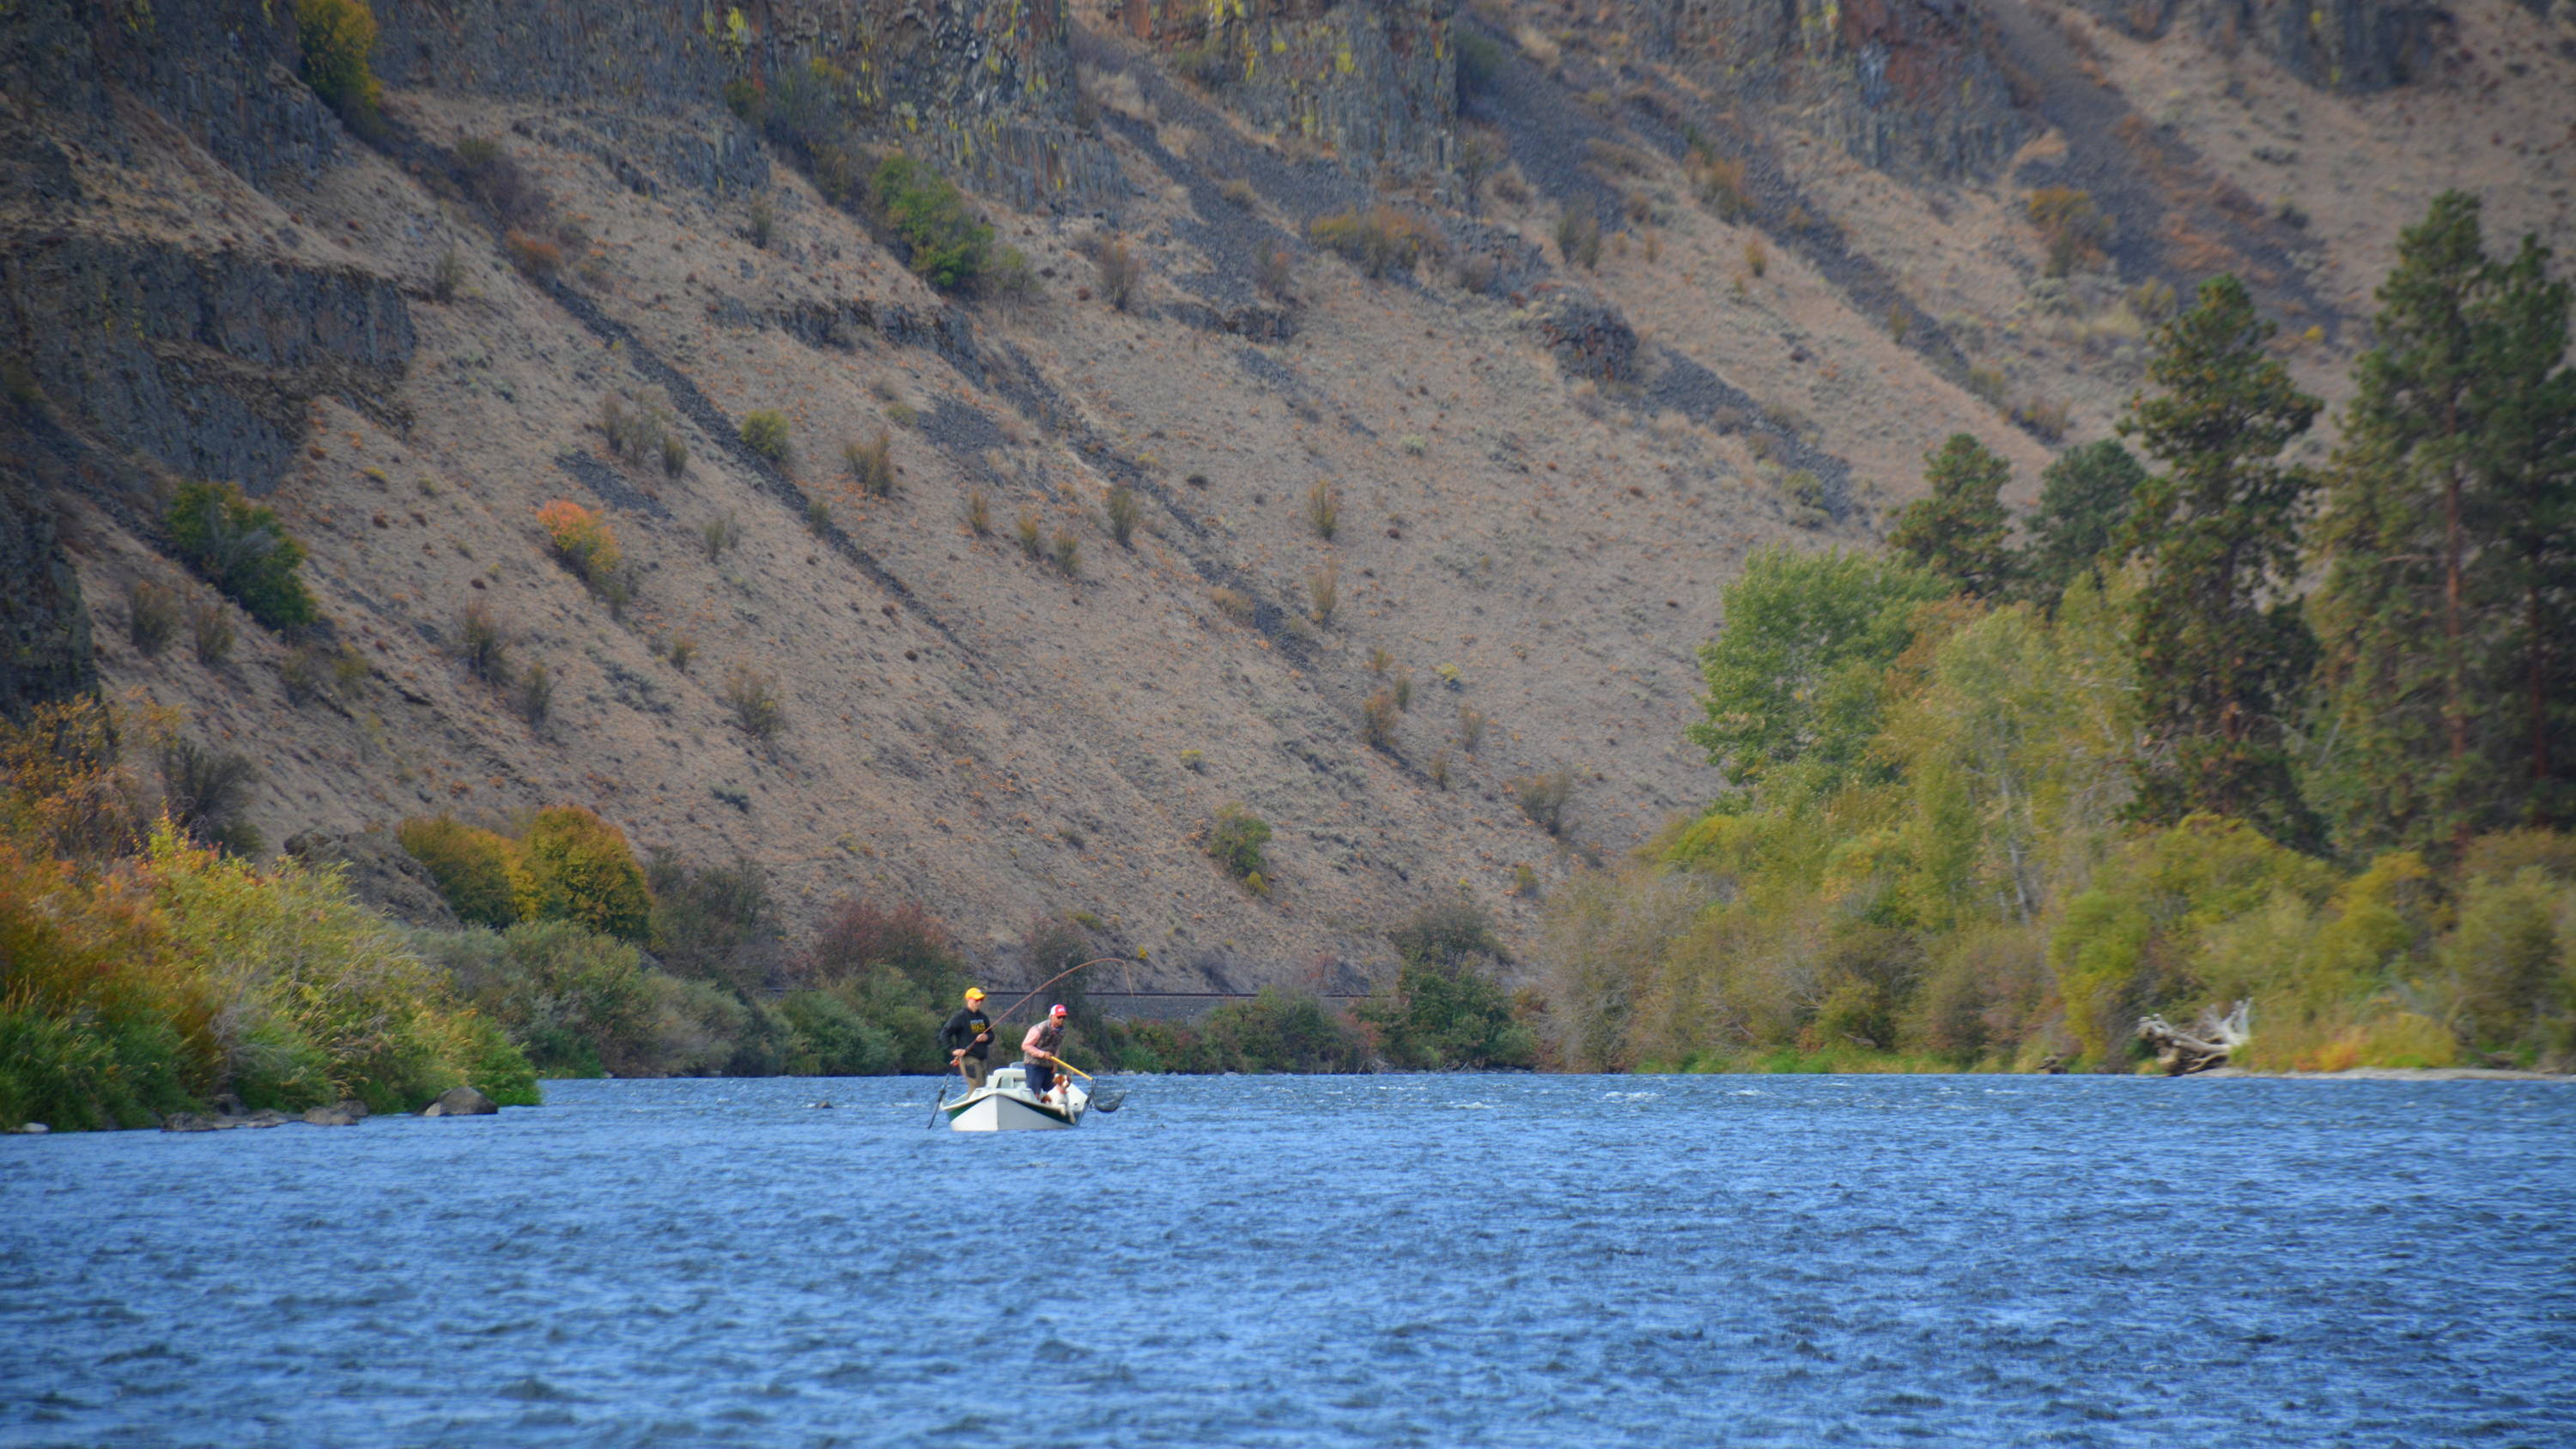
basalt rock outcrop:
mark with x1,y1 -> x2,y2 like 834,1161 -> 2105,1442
0,464 -> 93,721
374,0 -> 1108,206
0,0 -> 345,189
1631,0 -> 2030,179
2069,0 -> 2446,91
1115,0 -> 1458,171
0,236 -> 416,496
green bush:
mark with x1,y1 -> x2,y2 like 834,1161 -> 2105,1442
647,849 -> 777,990
739,409 -> 792,464
1207,804 -> 1272,886
873,154 -> 993,291
295,0 -> 382,120
1096,988 -> 1362,1074
398,814 -> 526,929
1310,206 -> 1440,280
418,919 -> 656,1077
780,989 -> 896,1075
1364,902 -> 1537,1069
165,480 -> 317,629
519,806 -> 653,943
148,822 -> 534,1117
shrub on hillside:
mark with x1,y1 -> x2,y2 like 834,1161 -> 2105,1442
535,500 -> 622,593
294,0 -> 382,122
126,579 -> 179,657
457,137 -> 552,227
1554,207 -> 1602,270
1512,767 -> 1574,834
721,664 -> 786,740
398,815 -> 527,929
845,429 -> 895,497
187,591 -> 235,665
157,736 -> 262,857
739,409 -> 792,464
1310,206 -> 1441,279
519,806 -> 653,943
1094,235 -> 1142,311
166,480 -> 317,629
799,895 -> 967,1072
1105,483 -> 1140,547
1208,804 -> 1273,894
873,155 -> 993,291
456,599 -> 512,683
2027,187 -> 2110,276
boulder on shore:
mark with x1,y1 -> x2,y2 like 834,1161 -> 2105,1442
420,1086 -> 497,1118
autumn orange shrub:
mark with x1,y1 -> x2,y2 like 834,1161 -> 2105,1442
536,499 -> 621,592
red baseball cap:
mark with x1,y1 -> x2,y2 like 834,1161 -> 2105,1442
1049,1003 -> 1069,1017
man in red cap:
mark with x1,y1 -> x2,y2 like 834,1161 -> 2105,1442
1021,1003 -> 1072,1105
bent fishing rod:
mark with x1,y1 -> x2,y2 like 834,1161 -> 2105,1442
989,957 -> 1135,1027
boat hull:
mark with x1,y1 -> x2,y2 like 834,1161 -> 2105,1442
938,1076 -> 1087,1132
944,1085 -> 1081,1131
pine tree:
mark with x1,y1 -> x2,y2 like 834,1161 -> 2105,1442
2019,439 -> 2146,611
1888,433 -> 2016,599
2311,195 -> 2576,850
2473,233 -> 2576,828
2119,274 -> 2323,846
2310,192 -> 2493,853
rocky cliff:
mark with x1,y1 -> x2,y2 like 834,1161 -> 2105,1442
3,0 -> 2568,988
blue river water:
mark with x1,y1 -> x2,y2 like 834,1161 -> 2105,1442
3,1073 -> 2571,1448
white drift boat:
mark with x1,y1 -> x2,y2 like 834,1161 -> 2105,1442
940,1064 -> 1091,1132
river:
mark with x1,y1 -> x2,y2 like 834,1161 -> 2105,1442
3,1074 -> 2570,1446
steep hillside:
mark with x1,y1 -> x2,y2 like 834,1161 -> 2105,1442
3,0 -> 2569,991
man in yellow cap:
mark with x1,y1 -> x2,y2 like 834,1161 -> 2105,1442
939,986 -> 994,1088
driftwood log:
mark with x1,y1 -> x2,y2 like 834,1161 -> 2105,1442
2136,1000 -> 2252,1076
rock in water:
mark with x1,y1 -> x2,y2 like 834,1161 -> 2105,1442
420,1086 -> 498,1118
302,1101 -> 367,1127
161,1113 -> 222,1132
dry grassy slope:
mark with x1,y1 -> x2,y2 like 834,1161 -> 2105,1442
34,0 -> 2571,991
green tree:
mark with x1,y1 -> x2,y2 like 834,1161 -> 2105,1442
2311,195 -> 2576,850
872,155 -> 992,291
2118,274 -> 2323,846
1362,902 -> 1534,1069
2019,439 -> 2145,610
519,806 -> 653,943
2311,193 -> 2500,854
165,481 -> 317,629
1888,433 -> 2016,599
2474,234 -> 2576,830
294,0 -> 382,121
1688,548 -> 1947,797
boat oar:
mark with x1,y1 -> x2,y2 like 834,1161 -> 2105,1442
926,1078 -> 950,1128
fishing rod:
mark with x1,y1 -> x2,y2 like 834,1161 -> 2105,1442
990,957 -> 1136,1026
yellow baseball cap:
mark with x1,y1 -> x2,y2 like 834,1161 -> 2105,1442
963,986 -> 986,1001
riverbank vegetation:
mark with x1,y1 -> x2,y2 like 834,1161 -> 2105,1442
1,698 -> 532,1131
1540,193 -> 2576,1076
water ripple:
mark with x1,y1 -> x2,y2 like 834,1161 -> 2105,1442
1,1075 -> 2570,1446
